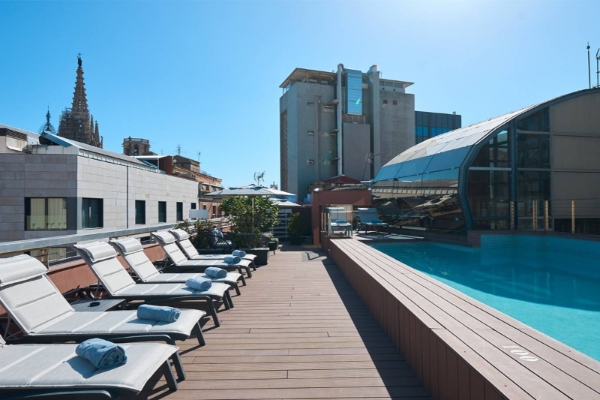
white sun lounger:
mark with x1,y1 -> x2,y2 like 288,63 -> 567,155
0,334 -> 180,398
0,254 -> 206,348
153,231 -> 254,278
110,237 -> 245,295
74,241 -> 232,328
169,228 -> 257,267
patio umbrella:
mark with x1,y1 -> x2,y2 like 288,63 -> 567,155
205,184 -> 294,198
205,185 -> 295,238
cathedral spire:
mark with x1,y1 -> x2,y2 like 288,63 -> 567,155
71,53 -> 89,114
38,107 -> 56,134
58,54 -> 102,148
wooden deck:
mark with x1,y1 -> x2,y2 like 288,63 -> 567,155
139,246 -> 431,399
328,237 -> 600,400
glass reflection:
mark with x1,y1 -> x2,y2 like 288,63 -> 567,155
471,130 -> 510,168
372,169 -> 465,233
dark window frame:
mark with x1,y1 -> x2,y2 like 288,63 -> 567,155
158,201 -> 167,223
135,200 -> 146,225
82,198 -> 103,229
25,197 -> 68,231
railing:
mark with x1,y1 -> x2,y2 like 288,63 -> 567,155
0,223 -> 177,266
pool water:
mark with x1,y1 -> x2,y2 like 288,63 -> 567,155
370,239 -> 600,361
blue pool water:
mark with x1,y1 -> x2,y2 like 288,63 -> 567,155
370,235 -> 600,361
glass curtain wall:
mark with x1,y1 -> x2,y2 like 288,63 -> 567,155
345,70 -> 363,115
467,130 -> 511,229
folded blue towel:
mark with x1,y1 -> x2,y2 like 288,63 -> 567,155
205,267 -> 227,279
76,338 -> 127,370
185,277 -> 212,291
372,219 -> 383,223
137,304 -> 180,323
224,255 -> 241,264
232,250 -> 246,257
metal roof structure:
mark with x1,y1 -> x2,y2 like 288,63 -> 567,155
40,131 -> 150,168
374,88 -> 600,183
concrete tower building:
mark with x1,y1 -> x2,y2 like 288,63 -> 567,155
279,64 -> 415,201
58,55 -> 102,148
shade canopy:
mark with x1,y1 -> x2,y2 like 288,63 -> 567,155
205,184 -> 293,198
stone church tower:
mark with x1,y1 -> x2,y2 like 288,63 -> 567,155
58,55 -> 102,148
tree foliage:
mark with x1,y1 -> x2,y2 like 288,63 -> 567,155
220,196 -> 279,248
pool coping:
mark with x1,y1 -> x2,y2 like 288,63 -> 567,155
325,236 -> 600,400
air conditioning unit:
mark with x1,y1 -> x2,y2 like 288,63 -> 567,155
307,159 -> 314,165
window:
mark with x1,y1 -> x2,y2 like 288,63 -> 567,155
82,198 -> 103,229
383,99 -> 388,104
517,108 -> 550,132
202,205 -> 207,210
517,134 -> 550,168
25,198 -> 67,230
307,102 -> 314,106
212,205 -> 216,217
135,200 -> 146,224
158,201 -> 167,223
176,202 -> 183,221
191,203 -> 197,209
393,100 -> 397,105
346,70 -> 363,115
471,130 -> 510,168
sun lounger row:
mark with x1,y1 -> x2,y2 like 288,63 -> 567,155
0,229 -> 262,398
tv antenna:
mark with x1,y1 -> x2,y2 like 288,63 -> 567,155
254,171 -> 265,186
176,145 -> 181,155
587,43 -> 591,89
362,152 -> 379,180
596,48 -> 600,88
197,152 -> 201,163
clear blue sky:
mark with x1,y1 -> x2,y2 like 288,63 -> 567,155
1,0 -> 598,188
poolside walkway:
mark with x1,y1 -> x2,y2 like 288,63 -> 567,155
140,245 -> 431,399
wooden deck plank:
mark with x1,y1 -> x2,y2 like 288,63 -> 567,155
139,246 -> 429,399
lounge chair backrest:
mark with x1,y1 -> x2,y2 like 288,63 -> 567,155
0,255 -> 74,334
74,242 -> 137,295
326,207 -> 348,222
110,238 -> 160,282
169,229 -> 200,258
153,231 -> 188,265
358,207 -> 380,222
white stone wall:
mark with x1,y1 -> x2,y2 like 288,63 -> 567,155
0,151 -> 199,242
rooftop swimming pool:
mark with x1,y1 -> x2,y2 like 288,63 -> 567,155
370,235 -> 600,361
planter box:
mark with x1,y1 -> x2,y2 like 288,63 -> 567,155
244,247 -> 269,266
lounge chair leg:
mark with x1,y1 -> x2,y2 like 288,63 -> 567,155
207,300 -> 220,327
170,352 -> 186,381
225,290 -> 234,308
193,322 -> 206,346
245,266 -> 252,278
239,275 -> 247,286
233,282 -> 241,296
251,262 -> 257,271
161,359 -> 179,391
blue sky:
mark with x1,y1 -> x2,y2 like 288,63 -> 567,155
1,0 -> 598,188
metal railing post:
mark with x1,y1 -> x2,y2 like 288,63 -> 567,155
510,201 -> 515,230
532,200 -> 537,231
571,200 -> 576,234
544,200 -> 549,232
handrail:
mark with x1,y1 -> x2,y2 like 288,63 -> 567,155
0,223 -> 177,255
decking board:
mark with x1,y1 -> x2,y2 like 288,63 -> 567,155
138,247 -> 431,399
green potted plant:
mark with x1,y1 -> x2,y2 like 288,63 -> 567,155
287,212 -> 311,245
220,196 -> 279,265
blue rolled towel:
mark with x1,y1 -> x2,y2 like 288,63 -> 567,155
76,338 -> 127,370
205,267 -> 227,279
224,255 -> 241,264
185,277 -> 212,291
137,304 -> 180,323
232,250 -> 246,257
372,219 -> 383,223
